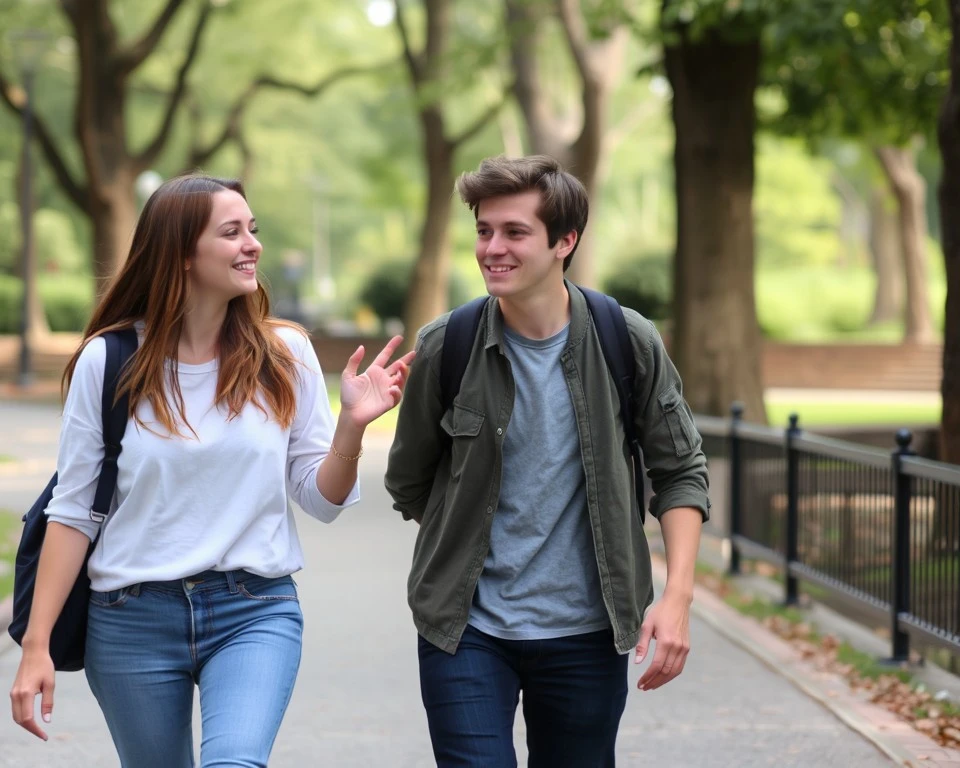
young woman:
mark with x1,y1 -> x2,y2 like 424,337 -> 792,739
9,174 -> 414,767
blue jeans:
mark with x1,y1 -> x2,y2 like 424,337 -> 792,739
84,569 -> 303,768
418,625 -> 628,768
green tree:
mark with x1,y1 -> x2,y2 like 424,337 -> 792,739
392,0 -> 510,345
660,0 -> 774,423
657,0 -> 947,421
767,0 -> 949,343
504,0 -> 631,288
0,0 -> 389,295
938,0 -> 960,465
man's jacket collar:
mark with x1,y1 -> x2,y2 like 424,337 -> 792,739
481,279 -> 589,351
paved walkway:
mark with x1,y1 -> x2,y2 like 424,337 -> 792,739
0,401 -> 897,766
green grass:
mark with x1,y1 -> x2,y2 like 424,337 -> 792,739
761,567 -> 834,602
725,593 -> 808,625
915,697 -> 960,719
324,378 -> 941,438
859,557 -> 960,589
0,455 -> 14,463
710,563 -> 916,685
0,509 -> 21,602
834,642 -> 912,683
756,262 -> 946,343
766,401 -> 941,427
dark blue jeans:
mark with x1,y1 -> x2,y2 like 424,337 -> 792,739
418,624 -> 628,768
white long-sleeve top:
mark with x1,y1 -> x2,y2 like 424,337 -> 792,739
45,325 -> 359,592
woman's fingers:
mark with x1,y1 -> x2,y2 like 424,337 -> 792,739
371,336 -> 404,369
342,346 -> 366,379
11,678 -> 51,741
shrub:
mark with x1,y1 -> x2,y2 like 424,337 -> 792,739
602,253 -> 672,320
359,260 -> 473,322
359,261 -> 408,322
41,277 -> 94,332
0,275 -> 94,333
756,266 -> 875,341
0,276 -> 18,333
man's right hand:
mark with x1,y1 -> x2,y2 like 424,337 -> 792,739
10,649 -> 55,741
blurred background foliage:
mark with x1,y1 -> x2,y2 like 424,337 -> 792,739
0,0 -> 948,342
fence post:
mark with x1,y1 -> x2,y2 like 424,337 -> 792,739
784,414 -> 801,606
890,429 -> 913,664
728,402 -> 744,576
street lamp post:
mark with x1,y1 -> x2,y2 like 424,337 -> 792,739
306,174 -> 336,303
282,249 -> 306,324
10,30 -> 49,388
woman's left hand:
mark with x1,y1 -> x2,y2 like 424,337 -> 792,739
339,335 -> 415,428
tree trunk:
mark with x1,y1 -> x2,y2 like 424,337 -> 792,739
566,109 -> 604,288
498,108 -> 525,158
505,0 -> 625,289
73,4 -> 139,297
24,223 -> 48,344
89,170 -> 139,294
938,1 -> 960,466
875,145 -> 936,344
831,171 -> 868,269
402,111 -> 454,345
664,31 -> 766,423
395,0 -> 506,349
14,151 -> 49,342
867,185 -> 904,326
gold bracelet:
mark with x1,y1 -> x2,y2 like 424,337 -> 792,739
330,442 -> 363,462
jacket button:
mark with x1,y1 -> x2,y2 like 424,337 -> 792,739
496,427 -> 503,436
486,506 -> 493,514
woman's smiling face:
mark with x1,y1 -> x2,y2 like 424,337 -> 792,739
185,190 -> 262,306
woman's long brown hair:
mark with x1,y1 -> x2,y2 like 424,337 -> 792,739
63,175 -> 301,436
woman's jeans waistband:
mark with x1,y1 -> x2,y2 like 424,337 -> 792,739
90,568 -> 295,601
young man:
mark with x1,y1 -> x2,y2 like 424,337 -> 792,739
385,155 -> 709,767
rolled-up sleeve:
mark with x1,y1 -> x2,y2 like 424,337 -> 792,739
285,331 -> 359,523
45,337 -> 107,541
630,316 -> 710,521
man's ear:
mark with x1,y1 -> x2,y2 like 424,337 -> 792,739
556,230 -> 578,261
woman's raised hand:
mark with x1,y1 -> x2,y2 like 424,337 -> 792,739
339,336 -> 415,428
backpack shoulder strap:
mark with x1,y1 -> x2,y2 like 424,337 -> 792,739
439,297 -> 487,414
579,286 -> 648,522
580,287 -> 636,429
90,328 -> 138,521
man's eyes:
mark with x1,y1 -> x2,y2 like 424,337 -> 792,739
476,229 -> 526,237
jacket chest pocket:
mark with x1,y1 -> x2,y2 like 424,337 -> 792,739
440,403 -> 485,480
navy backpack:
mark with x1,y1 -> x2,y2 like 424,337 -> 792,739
439,288 -> 648,522
8,329 -> 138,671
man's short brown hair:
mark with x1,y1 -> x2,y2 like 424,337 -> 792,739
456,155 -> 588,271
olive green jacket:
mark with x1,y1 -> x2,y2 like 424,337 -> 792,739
385,284 -> 710,654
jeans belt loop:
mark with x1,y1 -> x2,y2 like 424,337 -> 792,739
225,570 -> 239,594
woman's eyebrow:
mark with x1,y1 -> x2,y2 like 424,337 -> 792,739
218,218 -> 256,229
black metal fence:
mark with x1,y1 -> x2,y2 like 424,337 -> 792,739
698,405 -> 960,662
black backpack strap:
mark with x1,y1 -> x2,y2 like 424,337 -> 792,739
439,297 -> 487,414
579,287 -> 647,523
90,329 -> 138,523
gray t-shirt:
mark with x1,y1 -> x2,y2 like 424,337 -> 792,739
468,324 -> 609,640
